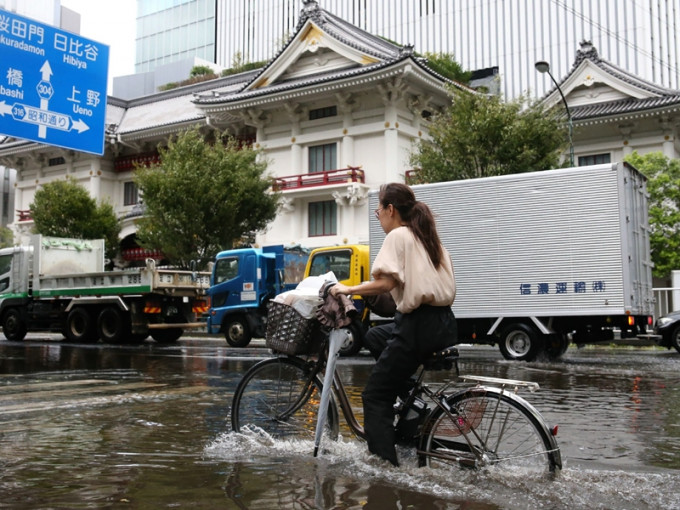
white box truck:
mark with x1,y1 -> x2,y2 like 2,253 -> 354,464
0,235 -> 211,343
368,162 -> 654,360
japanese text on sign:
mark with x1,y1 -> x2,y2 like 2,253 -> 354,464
520,281 -> 606,295
0,8 -> 109,155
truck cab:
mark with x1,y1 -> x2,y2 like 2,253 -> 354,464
304,244 -> 370,355
206,243 -> 370,353
207,245 -> 291,347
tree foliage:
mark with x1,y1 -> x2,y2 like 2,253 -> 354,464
423,52 -> 472,84
409,91 -> 567,183
133,129 -> 279,269
190,65 -> 214,77
0,226 -> 13,248
624,151 -> 680,279
30,177 -> 121,260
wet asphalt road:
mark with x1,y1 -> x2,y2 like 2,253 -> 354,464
1,334 -> 680,509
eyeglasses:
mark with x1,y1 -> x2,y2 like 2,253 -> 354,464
374,207 -> 383,219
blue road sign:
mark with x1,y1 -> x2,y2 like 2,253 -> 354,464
0,9 -> 109,155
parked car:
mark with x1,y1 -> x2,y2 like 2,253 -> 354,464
654,310 -> 680,353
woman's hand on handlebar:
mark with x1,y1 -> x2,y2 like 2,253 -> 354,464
329,283 -> 351,297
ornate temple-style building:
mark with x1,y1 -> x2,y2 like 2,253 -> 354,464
0,2 -> 678,262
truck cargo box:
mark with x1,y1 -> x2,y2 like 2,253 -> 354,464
368,163 -> 654,360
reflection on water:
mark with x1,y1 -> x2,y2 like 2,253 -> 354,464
1,340 -> 680,509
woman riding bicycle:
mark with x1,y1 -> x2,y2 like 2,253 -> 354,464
330,182 -> 458,466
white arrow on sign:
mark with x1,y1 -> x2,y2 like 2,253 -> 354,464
7,102 -> 90,134
38,60 -> 53,139
0,101 -> 12,116
71,118 -> 90,134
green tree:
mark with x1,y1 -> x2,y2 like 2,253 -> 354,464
189,65 -> 214,77
409,91 -> 567,183
624,151 -> 680,279
133,129 -> 279,269
0,226 -> 13,248
30,177 -> 121,260
424,52 -> 472,84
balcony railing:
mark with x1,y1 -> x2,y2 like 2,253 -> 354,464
16,210 -> 32,222
114,152 -> 160,172
273,167 -> 365,191
405,169 -> 419,184
122,247 -> 164,262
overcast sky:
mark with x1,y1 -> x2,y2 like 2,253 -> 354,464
61,0 -> 136,93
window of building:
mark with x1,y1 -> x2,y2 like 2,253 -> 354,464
48,157 -> 65,166
309,200 -> 337,237
124,182 -> 139,206
578,153 -> 611,166
309,143 -> 337,173
309,105 -> 337,120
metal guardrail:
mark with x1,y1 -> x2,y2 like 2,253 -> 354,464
654,287 -> 679,318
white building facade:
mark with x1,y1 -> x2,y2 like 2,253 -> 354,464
0,1 -> 678,261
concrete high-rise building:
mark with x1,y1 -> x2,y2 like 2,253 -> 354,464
121,1 -> 680,100
215,0 -> 680,100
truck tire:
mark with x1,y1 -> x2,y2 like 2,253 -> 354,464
65,307 -> 98,343
97,307 -> 131,343
545,333 -> 569,359
151,329 -> 183,343
498,323 -> 542,361
2,308 -> 27,341
224,316 -> 252,347
338,321 -> 363,356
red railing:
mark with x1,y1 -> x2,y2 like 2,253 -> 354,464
16,210 -> 32,222
114,152 -> 160,172
273,167 -> 365,191
122,248 -> 164,261
404,169 -> 419,184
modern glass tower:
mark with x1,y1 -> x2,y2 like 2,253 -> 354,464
136,0 -> 217,73
213,0 -> 679,99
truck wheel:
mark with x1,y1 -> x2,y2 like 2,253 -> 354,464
97,307 -> 131,343
224,316 -> 251,347
545,334 -> 569,359
499,323 -> 542,361
151,329 -> 183,343
338,322 -> 363,356
65,307 -> 98,343
2,308 -> 27,341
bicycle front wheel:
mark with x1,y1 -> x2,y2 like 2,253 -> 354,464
231,356 -> 339,442
420,387 -> 560,474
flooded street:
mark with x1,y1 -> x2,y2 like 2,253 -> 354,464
1,337 -> 680,509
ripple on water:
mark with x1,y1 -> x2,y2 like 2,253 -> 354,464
205,429 -> 680,510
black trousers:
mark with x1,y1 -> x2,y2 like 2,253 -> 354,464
361,305 -> 457,465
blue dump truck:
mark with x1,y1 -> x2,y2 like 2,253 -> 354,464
205,245 -> 308,347
206,244 -> 370,353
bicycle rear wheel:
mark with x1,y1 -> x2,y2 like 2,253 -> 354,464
231,356 -> 339,441
420,387 -> 560,474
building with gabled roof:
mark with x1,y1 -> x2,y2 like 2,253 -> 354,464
0,4 -> 678,262
541,41 -> 680,164
0,0 -> 466,259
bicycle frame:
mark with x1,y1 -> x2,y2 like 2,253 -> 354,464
317,353 -> 560,469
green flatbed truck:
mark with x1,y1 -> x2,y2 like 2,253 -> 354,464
0,235 -> 210,343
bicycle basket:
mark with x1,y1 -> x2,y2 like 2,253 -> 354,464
265,300 -> 319,355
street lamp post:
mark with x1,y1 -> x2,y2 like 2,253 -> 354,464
535,60 -> 574,166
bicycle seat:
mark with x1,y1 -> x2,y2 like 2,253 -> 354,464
423,347 -> 459,371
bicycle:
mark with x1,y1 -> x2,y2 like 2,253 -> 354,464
230,302 -> 562,474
